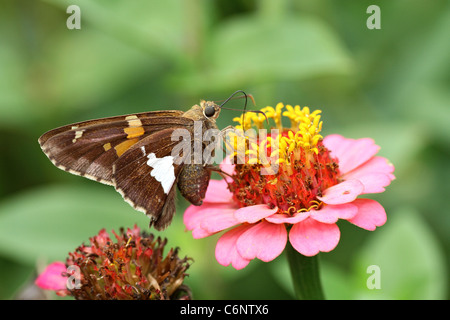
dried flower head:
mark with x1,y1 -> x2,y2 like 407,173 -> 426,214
35,226 -> 192,300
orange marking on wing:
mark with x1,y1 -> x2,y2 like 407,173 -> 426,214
103,142 -> 112,151
115,138 -> 139,157
124,126 -> 145,139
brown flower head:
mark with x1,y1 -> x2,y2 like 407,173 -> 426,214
35,225 -> 192,300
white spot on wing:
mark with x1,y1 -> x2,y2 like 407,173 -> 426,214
146,153 -> 175,194
72,130 -> 84,143
141,146 -> 146,156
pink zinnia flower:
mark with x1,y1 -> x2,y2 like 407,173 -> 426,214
184,104 -> 395,269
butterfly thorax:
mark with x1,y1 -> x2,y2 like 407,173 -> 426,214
182,101 -> 221,131
178,101 -> 221,206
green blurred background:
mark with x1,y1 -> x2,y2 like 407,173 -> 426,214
0,0 -> 448,300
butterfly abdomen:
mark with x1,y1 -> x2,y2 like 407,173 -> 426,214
177,164 -> 211,206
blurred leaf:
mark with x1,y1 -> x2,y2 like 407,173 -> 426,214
352,207 -> 447,299
44,0 -> 188,58
0,257 -> 34,300
364,2 -> 450,120
0,46 -> 29,128
402,84 -> 450,143
320,261 -> 353,299
0,184 -> 151,265
41,29 -> 158,113
174,14 -> 352,92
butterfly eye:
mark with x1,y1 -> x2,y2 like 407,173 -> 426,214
204,105 -> 216,118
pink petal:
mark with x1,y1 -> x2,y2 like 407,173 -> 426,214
184,204 -> 212,230
322,134 -> 350,154
200,210 -> 241,234
317,179 -> 364,205
289,218 -> 340,256
352,173 -> 393,194
204,179 -> 233,203
310,203 -> 358,224
215,225 -> 251,270
219,156 -> 235,181
347,198 -> 387,231
184,203 -> 234,228
35,262 -> 67,291
343,156 -> 395,194
265,211 -> 310,224
323,134 -> 380,174
344,156 -> 395,177
184,203 -> 237,238
234,204 -> 278,223
236,221 -> 287,262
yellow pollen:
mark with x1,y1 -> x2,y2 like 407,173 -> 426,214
126,234 -> 133,247
232,114 -> 253,131
229,103 -> 323,165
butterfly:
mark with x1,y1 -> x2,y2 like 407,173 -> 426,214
39,91 -> 258,230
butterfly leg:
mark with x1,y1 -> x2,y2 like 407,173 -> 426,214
220,125 -> 248,165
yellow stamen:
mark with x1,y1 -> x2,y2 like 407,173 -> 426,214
126,234 -> 133,247
229,103 -> 323,165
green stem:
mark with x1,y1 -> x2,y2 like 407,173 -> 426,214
285,242 -> 325,300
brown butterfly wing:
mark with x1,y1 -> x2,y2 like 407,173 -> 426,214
38,110 -> 184,145
39,110 -> 190,185
113,128 -> 190,230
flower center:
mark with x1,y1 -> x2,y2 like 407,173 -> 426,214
226,103 -> 341,215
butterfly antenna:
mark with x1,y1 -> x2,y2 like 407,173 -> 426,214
219,90 -> 268,125
219,90 -> 247,108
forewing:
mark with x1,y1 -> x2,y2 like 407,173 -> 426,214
39,111 -> 191,185
39,110 -> 184,145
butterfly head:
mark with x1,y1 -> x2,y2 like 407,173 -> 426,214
200,100 -> 221,121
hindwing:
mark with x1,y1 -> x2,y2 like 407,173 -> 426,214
112,128 -> 191,230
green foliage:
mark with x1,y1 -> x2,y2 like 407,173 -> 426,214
0,0 -> 448,299
353,208 -> 446,299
